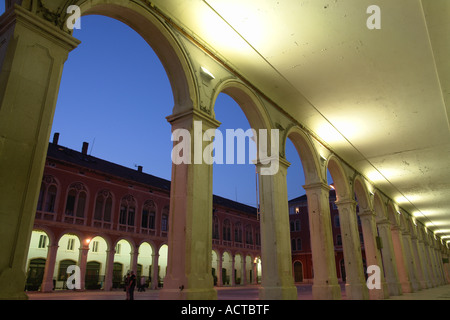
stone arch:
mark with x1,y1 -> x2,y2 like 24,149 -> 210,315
87,233 -> 112,252
31,226 -> 56,247
373,191 -> 388,222
70,0 -> 197,115
212,79 -> 272,131
399,211 -> 408,232
285,126 -> 323,185
327,155 -> 351,201
353,175 -> 372,212
387,202 -> 400,228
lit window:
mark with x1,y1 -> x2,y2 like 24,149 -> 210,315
67,238 -> 75,251
38,235 -> 47,249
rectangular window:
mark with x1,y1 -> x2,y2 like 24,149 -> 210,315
141,210 -> 149,228
128,207 -> 135,226
67,238 -> 75,251
119,206 -> 127,225
38,235 -> 47,249
92,241 -> 99,253
65,193 -> 76,216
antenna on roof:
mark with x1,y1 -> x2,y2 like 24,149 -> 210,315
89,138 -> 95,155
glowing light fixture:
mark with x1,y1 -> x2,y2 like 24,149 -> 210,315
200,66 -> 215,80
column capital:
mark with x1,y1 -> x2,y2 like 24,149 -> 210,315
303,182 -> 331,192
3,4 -> 81,51
358,208 -> 376,217
166,108 -> 221,129
376,218 -> 391,226
334,198 -> 357,207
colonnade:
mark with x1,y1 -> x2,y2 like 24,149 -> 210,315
0,1 -> 449,300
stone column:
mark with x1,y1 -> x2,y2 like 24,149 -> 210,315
434,246 -> 446,285
41,244 -> 59,292
253,259 -> 258,284
217,253 -> 223,287
334,199 -> 368,300
104,249 -> 115,291
442,252 -> 450,283
151,253 -> 160,290
359,209 -> 389,299
78,245 -> 89,291
410,232 -> 427,289
159,110 -> 219,300
401,229 -> 421,291
257,157 -> 297,300
391,226 -> 413,293
418,238 -> 432,288
377,220 -> 402,296
130,244 -> 139,275
242,256 -> 247,285
303,182 -> 341,300
231,255 -> 236,287
0,5 -> 80,299
424,239 -> 438,287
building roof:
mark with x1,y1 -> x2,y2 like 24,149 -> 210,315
46,142 -> 257,215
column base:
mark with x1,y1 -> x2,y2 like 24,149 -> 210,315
258,285 -> 297,300
0,268 -> 28,300
345,283 -> 369,300
159,287 -> 218,300
401,281 -> 413,293
368,281 -> 390,300
312,284 -> 341,300
387,281 -> 403,296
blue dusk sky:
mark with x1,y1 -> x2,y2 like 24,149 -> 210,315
1,6 -> 331,206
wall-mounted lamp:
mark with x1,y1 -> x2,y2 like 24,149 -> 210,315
200,66 -> 215,80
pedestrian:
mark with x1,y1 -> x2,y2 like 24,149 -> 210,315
124,272 -> 130,300
128,270 -> 136,300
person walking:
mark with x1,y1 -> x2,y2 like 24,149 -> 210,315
128,271 -> 136,300
124,272 -> 130,300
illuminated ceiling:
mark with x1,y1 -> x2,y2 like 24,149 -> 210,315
151,0 -> 450,243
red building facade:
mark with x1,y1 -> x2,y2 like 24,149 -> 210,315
289,189 -> 366,283
26,139 -> 262,292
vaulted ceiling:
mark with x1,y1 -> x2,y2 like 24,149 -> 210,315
151,0 -> 450,242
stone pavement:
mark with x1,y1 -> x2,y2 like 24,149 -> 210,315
25,283 -> 450,300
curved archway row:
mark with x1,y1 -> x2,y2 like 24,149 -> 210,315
1,0 -> 449,300
25,229 -> 168,292
25,229 -> 263,292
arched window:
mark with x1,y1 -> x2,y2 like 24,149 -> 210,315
291,238 -> 297,251
223,219 -> 231,241
296,238 -> 302,251
65,182 -> 87,218
212,215 -> 219,240
142,200 -> 156,229
255,229 -> 261,246
37,175 -> 58,213
245,225 -> 253,244
94,190 -> 113,222
119,195 -> 136,227
295,220 -> 300,231
161,206 -> 169,232
234,222 -> 242,243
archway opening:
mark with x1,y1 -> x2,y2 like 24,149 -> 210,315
52,14 -> 174,181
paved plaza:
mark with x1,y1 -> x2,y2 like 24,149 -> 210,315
25,284 -> 450,300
